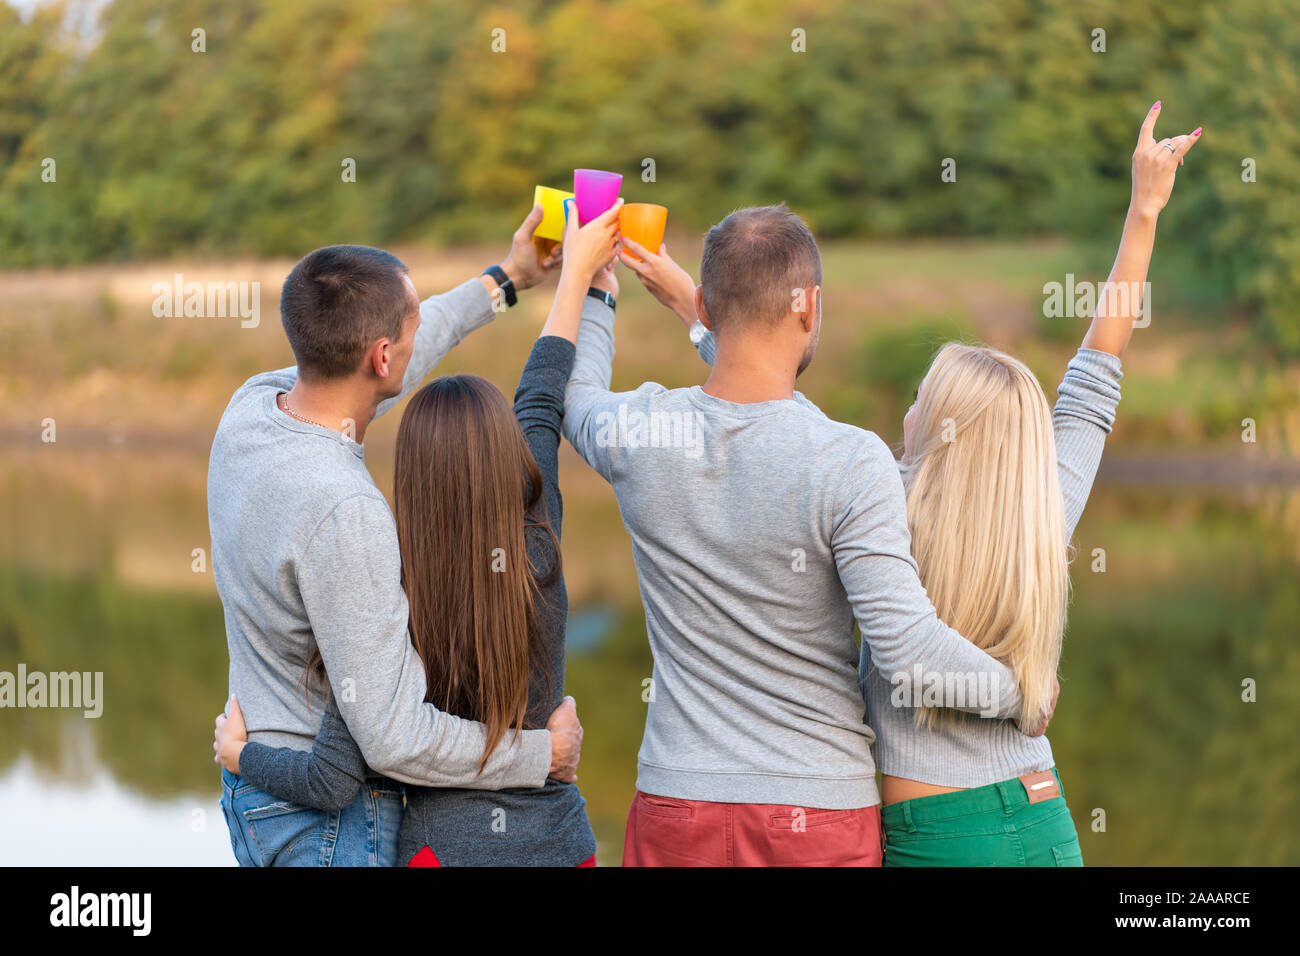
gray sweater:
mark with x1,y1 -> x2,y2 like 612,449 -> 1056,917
208,277 -> 551,792
692,331 -> 1123,789
563,304 -> 1024,810
861,347 -> 1123,788
237,336 -> 597,865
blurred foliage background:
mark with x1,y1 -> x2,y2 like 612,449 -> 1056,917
1,0 -> 1298,349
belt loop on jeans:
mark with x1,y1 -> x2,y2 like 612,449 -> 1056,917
996,780 -> 1016,815
901,802 -> 915,833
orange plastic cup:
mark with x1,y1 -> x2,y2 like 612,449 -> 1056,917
618,203 -> 668,261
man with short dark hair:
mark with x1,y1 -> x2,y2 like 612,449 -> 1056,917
564,203 -> 1030,866
209,209 -> 583,866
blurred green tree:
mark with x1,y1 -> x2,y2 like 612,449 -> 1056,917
0,0 -> 1294,348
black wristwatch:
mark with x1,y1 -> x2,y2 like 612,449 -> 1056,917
587,287 -> 616,312
481,265 -> 517,308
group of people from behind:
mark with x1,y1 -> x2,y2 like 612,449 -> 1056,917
211,103 -> 1199,866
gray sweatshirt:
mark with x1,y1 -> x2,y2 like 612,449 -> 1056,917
563,304 -> 1024,810
208,277 -> 551,791
236,336 -> 597,865
861,347 -> 1123,788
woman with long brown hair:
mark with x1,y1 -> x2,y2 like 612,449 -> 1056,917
214,197 -> 624,865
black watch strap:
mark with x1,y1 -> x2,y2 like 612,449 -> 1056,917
587,287 -> 616,312
482,265 -> 517,307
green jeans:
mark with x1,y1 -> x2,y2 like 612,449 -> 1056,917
882,767 -> 1083,867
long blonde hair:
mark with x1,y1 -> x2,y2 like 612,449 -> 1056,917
901,343 -> 1068,731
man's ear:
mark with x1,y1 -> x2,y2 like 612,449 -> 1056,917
695,285 -> 713,331
369,337 -> 394,379
800,286 -> 820,333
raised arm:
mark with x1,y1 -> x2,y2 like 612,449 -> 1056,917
618,236 -> 700,332
1054,352 -> 1123,539
617,236 -> 721,367
376,205 -> 563,418
515,199 -> 623,531
563,217 -> 667,483
1081,101 -> 1199,359
1056,102 -> 1199,536
515,337 -> 576,543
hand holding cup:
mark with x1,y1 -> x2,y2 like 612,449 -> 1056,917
560,196 -> 623,284
618,235 -> 699,327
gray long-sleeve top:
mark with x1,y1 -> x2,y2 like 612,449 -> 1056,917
861,346 -> 1123,787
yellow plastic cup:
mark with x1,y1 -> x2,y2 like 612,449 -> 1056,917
533,185 -> 575,242
618,203 -> 668,261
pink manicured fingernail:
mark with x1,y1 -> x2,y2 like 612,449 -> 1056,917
1153,100 -> 1161,110
1193,127 -> 1202,136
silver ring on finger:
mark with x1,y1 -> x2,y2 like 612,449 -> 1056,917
1163,141 -> 1177,152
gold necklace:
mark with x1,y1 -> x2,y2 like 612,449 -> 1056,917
279,393 -> 330,430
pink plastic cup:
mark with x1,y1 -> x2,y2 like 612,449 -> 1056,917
573,169 -> 623,225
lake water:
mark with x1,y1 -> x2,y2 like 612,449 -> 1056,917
1,445 -> 1296,865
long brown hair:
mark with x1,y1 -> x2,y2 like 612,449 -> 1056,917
305,374 -> 557,772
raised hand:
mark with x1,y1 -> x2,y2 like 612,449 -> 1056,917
1131,101 -> 1201,218
1080,103 -> 1201,358
538,200 -> 623,343
501,204 -> 564,291
559,197 -> 623,284
618,237 -> 699,328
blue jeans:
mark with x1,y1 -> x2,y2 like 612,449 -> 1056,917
220,768 -> 404,866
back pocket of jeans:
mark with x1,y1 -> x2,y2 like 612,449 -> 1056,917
1051,839 -> 1084,867
243,801 -> 330,865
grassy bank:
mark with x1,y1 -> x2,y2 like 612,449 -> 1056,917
1,237 -> 1296,458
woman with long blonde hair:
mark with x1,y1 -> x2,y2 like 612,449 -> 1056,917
861,102 -> 1199,865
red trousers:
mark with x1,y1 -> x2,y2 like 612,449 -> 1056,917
622,790 -> 883,866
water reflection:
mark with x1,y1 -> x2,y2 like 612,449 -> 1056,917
0,756 -> 233,866
1,447 -> 1296,865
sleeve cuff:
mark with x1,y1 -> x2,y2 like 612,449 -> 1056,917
520,728 -> 553,788
580,294 -> 615,325
1056,348 -> 1123,433
1071,347 -> 1124,382
236,742 -> 273,788
693,323 -> 716,366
